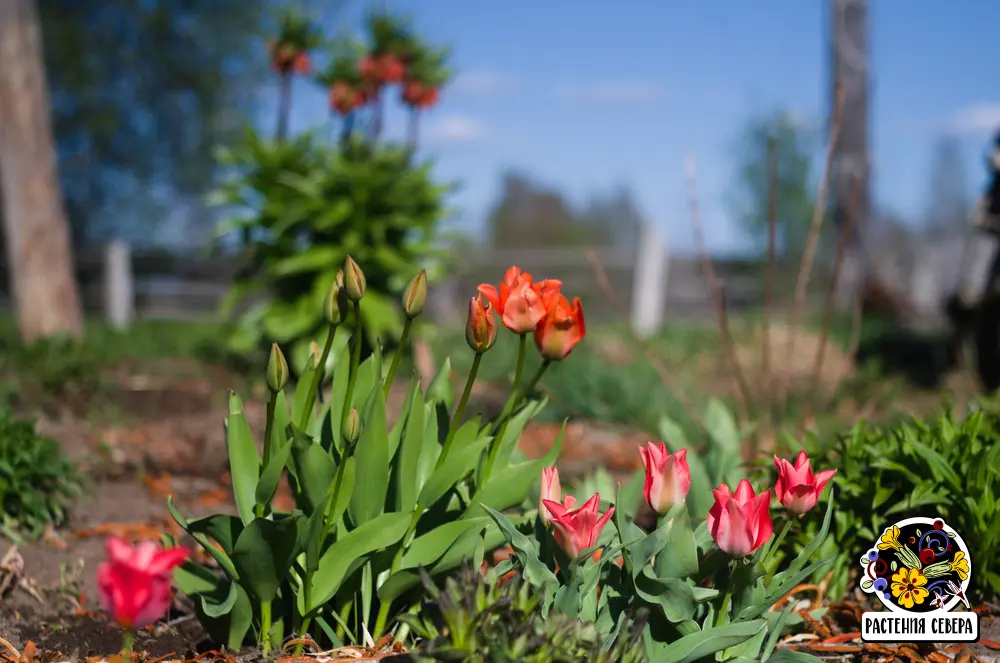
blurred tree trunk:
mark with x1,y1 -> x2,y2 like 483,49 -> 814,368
0,0 -> 83,341
830,0 -> 885,318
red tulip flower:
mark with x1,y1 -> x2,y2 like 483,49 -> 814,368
707,480 -> 773,557
98,536 -> 188,630
478,266 -> 562,335
542,493 -> 615,560
534,294 -> 586,361
639,443 -> 691,516
773,451 -> 837,514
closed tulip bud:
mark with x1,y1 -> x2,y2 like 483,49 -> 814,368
403,269 -> 428,318
324,280 -> 344,324
344,256 -> 366,301
465,296 -> 498,354
266,343 -> 288,392
343,406 -> 360,444
307,341 -> 321,370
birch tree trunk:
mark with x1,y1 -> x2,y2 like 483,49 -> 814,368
0,0 -> 83,341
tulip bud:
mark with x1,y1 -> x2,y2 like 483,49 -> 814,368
344,256 -> 366,301
266,343 -> 289,392
465,296 -> 497,354
307,341 -> 321,370
324,280 -> 344,324
343,406 -> 360,445
402,269 -> 427,318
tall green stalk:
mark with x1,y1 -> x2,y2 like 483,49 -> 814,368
299,322 -> 339,431
480,357 -> 550,489
342,301 -> 364,430
438,352 -> 482,464
383,316 -> 412,400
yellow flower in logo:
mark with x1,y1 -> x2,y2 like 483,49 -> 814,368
891,567 -> 929,609
878,526 -> 902,551
949,551 -> 969,581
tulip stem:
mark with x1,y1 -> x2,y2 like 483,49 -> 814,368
121,628 -> 134,662
480,358 -> 551,489
489,334 -> 528,436
301,323 -> 339,432
439,352 -> 482,466
261,600 -> 273,654
715,562 -> 736,627
342,302 -> 364,431
383,317 -> 412,400
295,449 -> 352,656
255,392 -> 280,519
763,520 -> 794,585
263,391 -> 277,465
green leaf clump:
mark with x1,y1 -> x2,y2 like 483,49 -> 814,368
0,408 -> 84,540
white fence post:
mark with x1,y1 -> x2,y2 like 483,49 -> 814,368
104,240 -> 134,329
631,222 -> 669,337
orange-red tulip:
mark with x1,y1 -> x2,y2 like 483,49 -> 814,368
466,296 -> 498,353
533,295 -> 585,361
478,266 -> 562,335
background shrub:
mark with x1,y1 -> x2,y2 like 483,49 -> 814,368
0,408 -> 84,539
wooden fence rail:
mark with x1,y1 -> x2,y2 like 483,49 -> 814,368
0,228 -> 808,334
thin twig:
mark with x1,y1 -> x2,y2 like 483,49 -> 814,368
685,156 -> 756,429
803,175 -> 858,426
763,136 -> 779,431
775,83 -> 846,413
821,233 -> 867,416
584,248 -> 704,428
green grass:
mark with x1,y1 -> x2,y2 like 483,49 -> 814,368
0,316 -> 231,363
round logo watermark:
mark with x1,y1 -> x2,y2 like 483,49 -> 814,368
859,516 -> 978,643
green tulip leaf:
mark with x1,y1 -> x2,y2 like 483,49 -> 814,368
479,503 -> 558,588
399,518 -> 494,570
418,421 -> 488,507
646,619 -> 767,663
255,438 -> 293,506
231,515 -> 302,602
193,579 -> 253,651
186,514 -> 245,556
201,579 -> 238,618
394,380 -> 426,512
290,425 -> 337,514
306,510 -> 413,613
348,380 -> 390,526
226,391 -> 261,525
470,419 -> 566,517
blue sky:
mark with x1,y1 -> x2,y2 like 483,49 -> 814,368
281,0 -> 1000,254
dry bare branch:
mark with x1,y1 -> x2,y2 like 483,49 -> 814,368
762,136 -> 779,426
684,155 -> 756,429
775,82 -> 846,413
804,175 -> 858,424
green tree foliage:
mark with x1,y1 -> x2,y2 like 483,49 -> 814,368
728,110 -> 816,261
486,171 -> 642,250
36,0 -> 271,246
